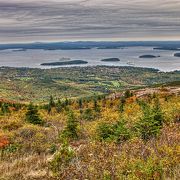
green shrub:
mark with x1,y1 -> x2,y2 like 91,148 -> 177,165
82,108 -> 96,121
49,144 -> 58,154
4,143 -> 20,153
0,103 -> 10,115
50,141 -> 75,175
97,123 -> 114,141
113,121 -> 131,143
97,120 -> 131,143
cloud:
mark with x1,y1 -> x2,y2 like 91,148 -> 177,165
0,0 -> 180,42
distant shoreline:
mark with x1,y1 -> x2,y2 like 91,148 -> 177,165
1,41 -> 180,51
2,65 -> 178,73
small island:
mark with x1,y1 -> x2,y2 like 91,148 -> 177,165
153,47 -> 180,51
174,53 -> 180,57
139,55 -> 160,58
101,58 -> 120,62
41,60 -> 88,66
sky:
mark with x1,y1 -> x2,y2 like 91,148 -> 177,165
1,0 -> 180,43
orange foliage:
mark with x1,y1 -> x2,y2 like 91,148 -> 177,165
0,98 -> 17,104
126,96 -> 137,104
0,136 -> 10,149
9,107 -> 16,111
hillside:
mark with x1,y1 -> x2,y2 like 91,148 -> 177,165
0,66 -> 179,103
0,87 -> 179,179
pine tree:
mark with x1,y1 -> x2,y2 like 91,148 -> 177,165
49,95 -> 55,107
25,103 -> 44,125
93,99 -> 100,112
124,90 -> 133,99
65,98 -> 69,106
152,98 -> 163,127
78,98 -> 83,109
136,98 -> 164,141
56,99 -> 62,113
119,97 -> 126,113
61,111 -> 78,140
82,108 -> 94,121
48,95 -> 55,114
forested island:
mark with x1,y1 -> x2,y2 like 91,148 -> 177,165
41,60 -> 88,66
101,58 -> 120,62
139,55 -> 160,58
153,47 -> 180,51
174,53 -> 180,57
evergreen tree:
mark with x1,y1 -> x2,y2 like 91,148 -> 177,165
61,111 -> 78,140
78,98 -> 83,109
25,103 -> 44,125
56,99 -> 62,113
124,90 -> 133,99
49,95 -> 55,107
119,97 -> 126,113
97,120 -> 131,143
48,95 -> 55,114
136,98 -> 164,141
82,108 -> 95,121
152,98 -> 163,127
65,98 -> 69,106
93,99 -> 100,112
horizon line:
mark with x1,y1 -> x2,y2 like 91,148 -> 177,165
1,39 -> 180,45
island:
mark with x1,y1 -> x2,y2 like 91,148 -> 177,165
101,58 -> 120,62
139,55 -> 160,58
174,53 -> 180,57
41,60 -> 88,66
153,47 -> 180,51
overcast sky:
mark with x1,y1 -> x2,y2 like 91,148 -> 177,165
1,0 -> 180,43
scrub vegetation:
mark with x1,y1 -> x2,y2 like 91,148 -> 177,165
0,86 -> 179,179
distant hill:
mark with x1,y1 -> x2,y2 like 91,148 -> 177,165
1,41 -> 180,50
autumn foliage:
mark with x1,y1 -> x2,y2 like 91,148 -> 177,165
0,89 -> 179,179
0,135 -> 9,149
